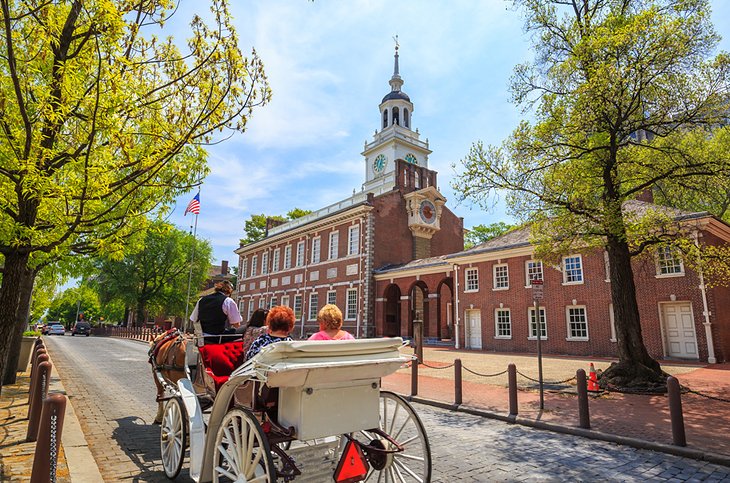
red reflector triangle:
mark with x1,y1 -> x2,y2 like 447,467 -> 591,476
334,440 -> 370,483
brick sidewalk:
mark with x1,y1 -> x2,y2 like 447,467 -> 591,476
382,347 -> 730,461
0,372 -> 71,482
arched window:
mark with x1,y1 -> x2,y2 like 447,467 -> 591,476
382,110 -> 388,129
404,108 -> 409,128
392,106 -> 400,126
415,171 -> 421,189
403,168 -> 408,187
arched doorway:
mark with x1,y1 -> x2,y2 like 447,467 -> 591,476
384,284 -> 401,337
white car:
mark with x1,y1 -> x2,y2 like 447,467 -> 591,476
47,323 -> 66,335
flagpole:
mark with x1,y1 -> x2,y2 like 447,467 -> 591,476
183,193 -> 200,332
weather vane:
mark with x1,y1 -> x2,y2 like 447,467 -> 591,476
393,34 -> 399,51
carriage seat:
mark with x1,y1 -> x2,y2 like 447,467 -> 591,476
198,341 -> 246,390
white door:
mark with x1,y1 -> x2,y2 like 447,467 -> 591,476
663,303 -> 699,360
466,309 -> 482,350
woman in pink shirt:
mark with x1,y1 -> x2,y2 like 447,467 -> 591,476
308,304 -> 355,341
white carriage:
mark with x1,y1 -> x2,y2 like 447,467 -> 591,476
157,337 -> 432,482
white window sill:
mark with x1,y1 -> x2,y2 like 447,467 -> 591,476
566,337 -> 589,342
527,336 -> 548,341
463,289 -> 479,294
345,318 -> 356,322
610,338 -> 617,343
492,287 -> 509,291
655,272 -> 685,279
494,335 -> 512,340
562,281 -> 584,286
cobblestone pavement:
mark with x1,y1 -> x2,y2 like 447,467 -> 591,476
45,336 -> 730,482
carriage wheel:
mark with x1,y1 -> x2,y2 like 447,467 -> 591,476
350,391 -> 432,482
160,397 -> 187,479
213,408 -> 276,483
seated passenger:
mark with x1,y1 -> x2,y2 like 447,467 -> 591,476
308,304 -> 355,341
237,308 -> 269,355
245,305 -> 294,360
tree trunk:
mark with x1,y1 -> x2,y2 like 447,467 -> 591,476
3,266 -> 36,384
603,236 -> 666,390
0,251 -> 31,394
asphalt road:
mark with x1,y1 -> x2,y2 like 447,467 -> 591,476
44,335 -> 730,482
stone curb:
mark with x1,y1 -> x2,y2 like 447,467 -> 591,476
405,395 -> 730,469
47,351 -> 105,482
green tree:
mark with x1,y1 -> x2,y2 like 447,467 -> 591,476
47,285 -> 101,328
454,0 -> 730,388
240,208 -> 313,245
92,222 -> 212,326
465,222 -> 515,249
0,0 -> 270,389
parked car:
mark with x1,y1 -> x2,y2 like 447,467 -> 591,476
47,323 -> 66,335
72,322 -> 91,337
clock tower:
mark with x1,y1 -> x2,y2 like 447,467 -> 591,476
362,42 -> 432,193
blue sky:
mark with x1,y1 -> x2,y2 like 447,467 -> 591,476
167,1 -> 730,268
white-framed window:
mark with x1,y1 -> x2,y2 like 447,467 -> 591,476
284,245 -> 292,270
281,295 -> 290,308
464,268 -> 479,292
528,306 -> 547,339
348,225 -> 360,256
250,255 -> 258,277
261,251 -> 269,275
566,305 -> 589,340
241,258 -> 248,280
272,249 -> 280,273
311,237 -> 321,264
656,246 -> 684,276
346,288 -> 358,320
495,309 -> 511,339
247,299 -> 254,320
293,295 -> 302,319
269,296 -> 278,309
296,241 -> 305,267
415,171 -> 421,189
525,260 -> 543,286
327,290 -> 337,306
609,304 -> 616,342
603,251 -> 611,282
328,231 -> 339,260
562,255 -> 583,284
258,298 -> 265,309
493,264 -> 509,290
308,293 -> 319,320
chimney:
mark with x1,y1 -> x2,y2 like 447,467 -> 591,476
635,187 -> 654,204
221,260 -> 228,275
265,217 -> 286,235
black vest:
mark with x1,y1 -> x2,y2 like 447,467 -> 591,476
198,291 -> 228,335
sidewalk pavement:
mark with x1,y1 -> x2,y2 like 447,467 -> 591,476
381,346 -> 730,465
0,357 -> 103,482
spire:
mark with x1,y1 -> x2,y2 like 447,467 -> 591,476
389,35 -> 404,92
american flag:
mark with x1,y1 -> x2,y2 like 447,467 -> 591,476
184,193 -> 200,216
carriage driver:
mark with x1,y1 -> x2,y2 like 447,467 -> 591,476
189,280 -> 242,343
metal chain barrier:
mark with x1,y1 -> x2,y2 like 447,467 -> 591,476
418,360 -> 455,370
681,385 -> 730,403
516,369 -> 576,385
462,366 -> 508,378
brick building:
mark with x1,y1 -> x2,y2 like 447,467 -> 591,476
374,204 -> 730,364
234,46 -> 464,338
234,47 -> 730,364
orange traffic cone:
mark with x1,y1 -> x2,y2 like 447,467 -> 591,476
587,363 -> 600,392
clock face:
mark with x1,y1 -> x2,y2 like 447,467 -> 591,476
373,154 -> 387,174
405,153 -> 418,165
419,200 -> 437,224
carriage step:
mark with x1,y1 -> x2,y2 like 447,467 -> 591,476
275,439 -> 339,482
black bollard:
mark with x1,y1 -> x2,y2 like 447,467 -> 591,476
508,363 -> 518,417
411,358 -> 418,397
576,369 -> 590,429
454,359 -> 463,405
667,376 -> 686,447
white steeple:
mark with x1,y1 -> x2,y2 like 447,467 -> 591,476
362,39 -> 431,190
